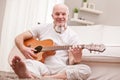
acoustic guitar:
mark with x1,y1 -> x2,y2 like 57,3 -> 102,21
8,38 -> 106,64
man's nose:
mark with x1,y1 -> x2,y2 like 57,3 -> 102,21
58,14 -> 63,18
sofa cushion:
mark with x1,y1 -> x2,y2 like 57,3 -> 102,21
70,25 -> 103,44
102,25 -> 120,46
82,46 -> 120,62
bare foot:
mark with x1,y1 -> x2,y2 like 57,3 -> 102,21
11,56 -> 34,78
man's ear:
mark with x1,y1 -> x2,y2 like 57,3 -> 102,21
51,14 -> 53,18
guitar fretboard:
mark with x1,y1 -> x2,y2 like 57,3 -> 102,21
41,45 -> 84,51
41,44 -> 105,52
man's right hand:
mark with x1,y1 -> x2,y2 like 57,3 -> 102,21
21,46 -> 37,59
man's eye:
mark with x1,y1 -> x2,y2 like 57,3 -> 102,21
55,13 -> 60,16
62,13 -> 66,16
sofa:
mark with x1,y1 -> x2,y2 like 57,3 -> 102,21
70,25 -> 120,80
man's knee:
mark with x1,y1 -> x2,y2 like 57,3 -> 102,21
66,64 -> 91,80
77,64 -> 91,80
25,59 -> 50,76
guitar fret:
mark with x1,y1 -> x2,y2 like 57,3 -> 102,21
42,45 -> 72,51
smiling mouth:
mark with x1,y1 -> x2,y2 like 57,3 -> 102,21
58,20 -> 64,23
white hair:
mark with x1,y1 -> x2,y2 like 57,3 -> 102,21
52,4 -> 69,14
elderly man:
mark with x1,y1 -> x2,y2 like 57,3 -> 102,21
11,4 -> 91,80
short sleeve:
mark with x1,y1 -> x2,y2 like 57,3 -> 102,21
29,24 -> 48,38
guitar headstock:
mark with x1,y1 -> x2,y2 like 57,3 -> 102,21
83,44 -> 106,53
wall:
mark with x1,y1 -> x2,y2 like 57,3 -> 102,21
0,0 -> 120,37
65,0 -> 120,26
0,0 -> 6,41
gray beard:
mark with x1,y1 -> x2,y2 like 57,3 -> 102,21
54,25 -> 65,34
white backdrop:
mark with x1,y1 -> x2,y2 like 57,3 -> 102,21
0,0 -> 64,71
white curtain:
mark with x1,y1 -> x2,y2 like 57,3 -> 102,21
0,0 -> 64,72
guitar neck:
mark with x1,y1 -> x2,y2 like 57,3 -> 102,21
42,45 -> 84,51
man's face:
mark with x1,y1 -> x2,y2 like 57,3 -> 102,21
52,6 -> 69,26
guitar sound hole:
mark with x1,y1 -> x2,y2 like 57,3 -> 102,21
34,46 -> 42,54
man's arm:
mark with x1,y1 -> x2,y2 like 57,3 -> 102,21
15,31 -> 37,59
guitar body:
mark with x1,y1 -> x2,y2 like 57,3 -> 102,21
8,39 -> 56,64
24,38 -> 56,62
